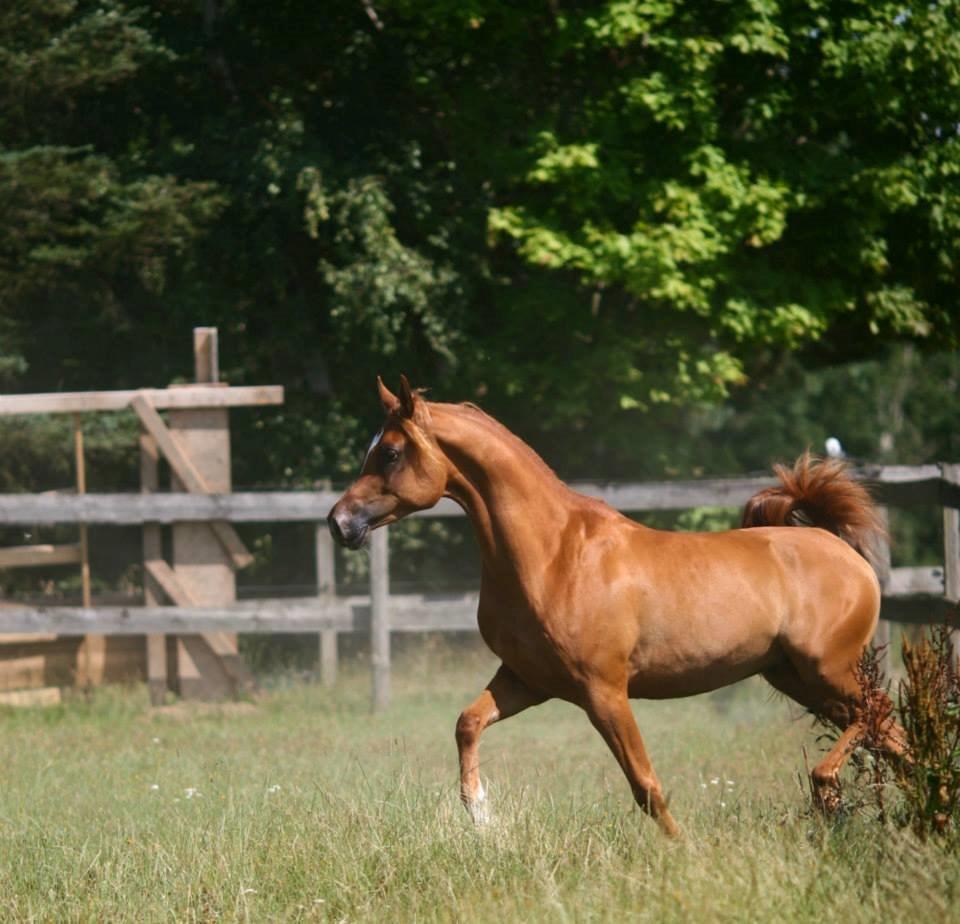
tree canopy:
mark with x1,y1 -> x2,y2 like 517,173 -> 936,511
1,0 -> 958,487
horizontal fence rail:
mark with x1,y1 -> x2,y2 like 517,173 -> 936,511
0,464 -> 955,525
0,593 -> 481,636
0,385 -> 283,416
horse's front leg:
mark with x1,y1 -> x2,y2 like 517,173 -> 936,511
456,664 -> 545,824
583,682 -> 680,837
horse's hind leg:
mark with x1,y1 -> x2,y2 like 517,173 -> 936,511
583,683 -> 680,836
456,664 -> 545,824
764,659 -> 907,812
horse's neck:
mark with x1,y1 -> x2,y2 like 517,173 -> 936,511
430,404 -> 573,583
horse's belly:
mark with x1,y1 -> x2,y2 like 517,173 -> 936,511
626,647 -> 778,698
625,604 -> 782,699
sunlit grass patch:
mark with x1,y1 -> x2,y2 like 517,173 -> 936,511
1,642 -> 958,922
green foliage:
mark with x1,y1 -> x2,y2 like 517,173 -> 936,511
486,0 -> 960,418
0,0 -> 958,494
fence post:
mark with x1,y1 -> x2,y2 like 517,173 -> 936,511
370,526 -> 390,711
942,464 -> 960,667
315,522 -> 338,687
140,429 -> 168,705
872,506 -> 892,677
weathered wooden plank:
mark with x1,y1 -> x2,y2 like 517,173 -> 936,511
145,559 -> 197,606
942,464 -> 960,665
0,385 -> 283,415
0,586 -> 951,636
194,328 -> 219,383
0,633 -> 58,644
940,462 -> 960,510
166,332 -> 251,700
0,602 -> 353,635
0,544 -> 82,568
872,507 -> 891,673
573,467 -> 945,512
0,463 -> 950,526
131,393 -> 208,493
315,522 -> 338,687
0,630 -> 143,690
0,686 -> 62,707
944,465 -> 960,603
140,428 -> 168,706
571,477 -> 776,511
73,412 -> 102,688
881,596 -> 959,626
0,492 -> 341,524
886,566 -> 945,597
0,591 -> 480,636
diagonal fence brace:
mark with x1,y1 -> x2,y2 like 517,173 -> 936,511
130,393 -> 253,569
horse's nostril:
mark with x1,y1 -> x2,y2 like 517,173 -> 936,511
327,510 -> 345,545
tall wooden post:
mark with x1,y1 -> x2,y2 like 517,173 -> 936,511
73,414 -> 91,609
942,465 -> 960,668
370,527 -> 390,711
169,328 -> 239,699
315,522 -> 338,687
73,413 -> 104,686
140,430 -> 168,705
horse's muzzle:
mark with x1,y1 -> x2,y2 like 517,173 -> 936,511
327,508 -> 368,550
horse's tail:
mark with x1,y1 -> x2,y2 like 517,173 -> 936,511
741,451 -> 885,562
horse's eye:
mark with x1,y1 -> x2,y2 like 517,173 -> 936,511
381,446 -> 400,465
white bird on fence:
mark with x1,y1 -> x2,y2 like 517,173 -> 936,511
824,437 -> 845,459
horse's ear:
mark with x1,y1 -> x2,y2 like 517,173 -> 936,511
377,376 -> 400,414
398,374 -> 417,419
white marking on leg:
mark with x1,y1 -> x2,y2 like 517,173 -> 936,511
467,780 -> 492,826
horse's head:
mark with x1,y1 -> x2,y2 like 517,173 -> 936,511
327,376 -> 447,549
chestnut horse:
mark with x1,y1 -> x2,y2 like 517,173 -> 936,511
328,377 -> 905,835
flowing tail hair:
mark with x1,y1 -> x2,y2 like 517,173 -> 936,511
741,452 -> 885,563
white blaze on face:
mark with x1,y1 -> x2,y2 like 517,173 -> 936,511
362,428 -> 384,472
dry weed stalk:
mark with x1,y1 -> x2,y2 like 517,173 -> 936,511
896,624 -> 960,838
851,643 -> 896,824
814,622 -> 960,840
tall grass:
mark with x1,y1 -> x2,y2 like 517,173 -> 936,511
1,641 -> 958,922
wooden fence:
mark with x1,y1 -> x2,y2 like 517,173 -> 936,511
0,462 -> 957,708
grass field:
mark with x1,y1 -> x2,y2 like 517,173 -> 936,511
1,639 -> 958,923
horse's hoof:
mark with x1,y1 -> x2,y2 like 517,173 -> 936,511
464,782 -> 492,825
813,779 -> 844,815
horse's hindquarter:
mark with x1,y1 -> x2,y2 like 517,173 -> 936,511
585,523 -> 878,699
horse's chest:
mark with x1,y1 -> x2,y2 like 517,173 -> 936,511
476,593 -> 580,696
